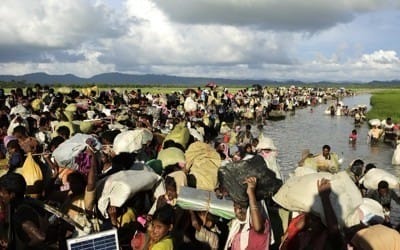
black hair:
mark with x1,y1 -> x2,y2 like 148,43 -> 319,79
100,130 -> 121,145
164,176 -> 177,190
13,125 -> 27,137
67,171 -> 87,196
350,159 -> 364,177
162,163 -> 181,178
163,140 -> 185,151
49,136 -> 65,151
378,180 -> 389,189
352,159 -> 364,166
39,116 -> 49,127
187,174 -> 197,188
152,204 -> 175,226
364,163 -> 376,173
0,173 -> 27,199
56,126 -> 70,139
322,144 -> 331,151
112,152 -> 135,170
6,139 -> 20,150
0,114 -> 9,129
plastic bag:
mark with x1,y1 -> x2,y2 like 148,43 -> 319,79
52,133 -> 101,169
20,153 -> 43,196
218,155 -> 283,204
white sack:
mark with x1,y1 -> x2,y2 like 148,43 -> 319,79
358,198 -> 385,225
97,169 -> 161,218
273,171 -> 362,227
368,119 -> 381,127
392,144 -> 400,165
113,129 -> 143,155
290,166 -> 318,178
184,97 -> 197,112
359,168 -> 399,190
52,133 -> 101,169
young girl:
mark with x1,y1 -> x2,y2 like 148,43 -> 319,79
132,204 -> 175,250
349,129 -> 357,143
148,176 -> 178,218
148,205 -> 175,249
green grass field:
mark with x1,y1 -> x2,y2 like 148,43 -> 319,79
367,89 -> 400,122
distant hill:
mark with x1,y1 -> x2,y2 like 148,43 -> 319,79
0,72 -> 399,87
0,72 -> 274,86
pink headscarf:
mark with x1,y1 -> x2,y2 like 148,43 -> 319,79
3,135 -> 17,148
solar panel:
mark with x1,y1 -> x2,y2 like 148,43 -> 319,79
67,229 -> 120,250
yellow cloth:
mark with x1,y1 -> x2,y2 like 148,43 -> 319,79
80,121 -> 93,134
150,237 -> 174,250
164,122 -> 190,149
185,142 -> 221,191
19,153 -> 43,197
228,131 -> 237,146
119,207 -> 136,227
31,98 -> 42,111
52,121 -> 77,138
157,147 -> 185,168
314,153 -> 339,173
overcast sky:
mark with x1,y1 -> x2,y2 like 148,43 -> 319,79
0,0 -> 399,82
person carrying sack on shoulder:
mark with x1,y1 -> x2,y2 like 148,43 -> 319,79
314,145 -> 340,173
224,176 -> 271,250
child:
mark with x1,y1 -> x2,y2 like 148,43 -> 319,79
349,129 -> 357,143
5,138 -> 25,173
132,204 -> 175,250
148,176 -> 178,217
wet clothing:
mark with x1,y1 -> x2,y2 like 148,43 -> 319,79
366,189 -> 400,211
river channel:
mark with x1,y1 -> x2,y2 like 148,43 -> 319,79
261,93 -> 400,225
262,93 -> 398,178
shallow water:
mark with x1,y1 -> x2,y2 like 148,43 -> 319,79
259,94 -> 400,225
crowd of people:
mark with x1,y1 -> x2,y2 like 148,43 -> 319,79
0,84 -> 398,250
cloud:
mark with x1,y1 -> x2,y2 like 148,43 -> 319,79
359,50 -> 400,65
152,0 -> 390,32
98,0 -> 296,72
0,0 -> 125,63
0,50 -> 115,77
0,0 -> 399,82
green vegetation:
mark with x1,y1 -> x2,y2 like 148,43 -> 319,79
367,89 -> 400,122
